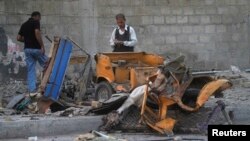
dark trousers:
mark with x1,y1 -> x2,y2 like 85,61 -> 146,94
113,46 -> 134,52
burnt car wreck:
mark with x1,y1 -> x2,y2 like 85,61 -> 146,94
91,55 -> 233,135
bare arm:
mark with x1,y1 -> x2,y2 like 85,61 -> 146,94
35,29 -> 45,54
17,34 -> 24,42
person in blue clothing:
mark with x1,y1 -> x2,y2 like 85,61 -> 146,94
17,11 -> 48,93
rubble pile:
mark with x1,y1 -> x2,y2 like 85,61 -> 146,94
52,107 -> 91,117
0,78 -> 93,116
74,131 -> 127,141
0,80 -> 27,108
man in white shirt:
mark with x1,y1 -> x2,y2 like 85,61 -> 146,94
110,13 -> 137,52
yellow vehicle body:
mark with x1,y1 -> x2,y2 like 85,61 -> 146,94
140,56 -> 232,135
94,52 -> 164,101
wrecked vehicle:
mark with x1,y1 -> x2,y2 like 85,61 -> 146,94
94,52 -> 164,102
140,56 -> 232,134
2,37 -> 232,136
96,55 -> 232,135
15,38 -> 163,113
39,39 -> 165,106
34,38 -> 232,135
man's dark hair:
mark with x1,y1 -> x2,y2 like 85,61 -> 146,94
115,13 -> 126,20
31,11 -> 41,17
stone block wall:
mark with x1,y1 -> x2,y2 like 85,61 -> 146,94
95,0 -> 250,70
0,0 -> 97,56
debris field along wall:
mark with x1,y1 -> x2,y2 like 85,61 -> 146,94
0,0 -> 249,70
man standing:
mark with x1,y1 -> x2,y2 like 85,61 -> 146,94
110,13 -> 137,52
17,11 -> 48,93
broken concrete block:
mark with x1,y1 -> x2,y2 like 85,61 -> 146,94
91,101 -> 102,109
241,81 -> 250,88
28,136 -> 38,141
74,133 -> 95,141
6,94 -> 25,109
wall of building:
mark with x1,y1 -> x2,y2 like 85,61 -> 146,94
95,0 -> 250,70
0,0 -> 249,70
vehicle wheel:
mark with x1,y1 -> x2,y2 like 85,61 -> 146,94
95,81 -> 113,102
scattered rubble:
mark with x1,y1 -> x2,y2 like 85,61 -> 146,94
74,131 -> 127,141
28,136 -> 38,141
1,36 -> 250,139
74,133 -> 95,141
0,80 -> 27,109
53,107 -> 91,117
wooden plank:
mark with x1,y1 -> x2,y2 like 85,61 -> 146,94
69,56 -> 87,64
48,41 -> 55,58
39,37 -> 60,93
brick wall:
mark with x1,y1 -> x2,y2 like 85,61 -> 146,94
0,0 -> 97,55
0,0 -> 249,70
95,0 -> 250,70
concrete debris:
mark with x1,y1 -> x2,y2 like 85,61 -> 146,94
6,94 -> 25,109
241,82 -> 250,88
3,116 -> 13,121
74,131 -> 128,141
27,102 -> 39,113
91,101 -> 102,109
53,107 -> 91,117
0,108 -> 16,115
0,80 -> 27,108
28,136 -> 38,141
0,76 -> 90,115
230,65 -> 241,74
92,130 -> 127,141
173,136 -> 182,141
74,133 -> 95,141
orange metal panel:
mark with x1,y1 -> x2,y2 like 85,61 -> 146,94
159,96 -> 176,120
98,52 -> 164,66
155,118 -> 176,132
141,54 -> 165,66
197,79 -> 232,107
96,54 -> 115,82
115,67 -> 129,83
130,68 -> 137,90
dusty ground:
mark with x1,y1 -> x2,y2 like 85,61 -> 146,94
1,133 -> 207,141
213,72 -> 250,124
0,80 -> 27,108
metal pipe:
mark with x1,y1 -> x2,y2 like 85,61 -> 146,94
66,36 -> 89,55
192,68 -> 250,75
45,35 -> 52,43
192,70 -> 230,75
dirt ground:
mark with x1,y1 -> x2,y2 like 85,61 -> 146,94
212,72 -> 250,124
1,133 -> 207,141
